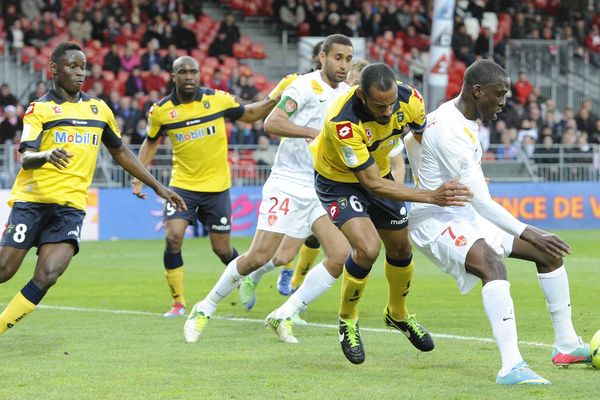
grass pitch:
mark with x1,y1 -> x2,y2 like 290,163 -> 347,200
1,231 -> 599,399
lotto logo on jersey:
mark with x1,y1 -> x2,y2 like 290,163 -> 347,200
54,131 -> 99,145
412,88 -> 423,102
328,202 -> 339,221
25,103 -> 35,115
336,123 -> 353,139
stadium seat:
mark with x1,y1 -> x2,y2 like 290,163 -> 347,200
482,12 -> 498,34
250,43 -> 266,59
298,22 -> 311,37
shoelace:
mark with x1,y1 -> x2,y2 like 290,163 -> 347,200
405,315 -> 426,338
344,321 -> 360,347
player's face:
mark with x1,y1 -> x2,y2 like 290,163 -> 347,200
321,44 -> 353,84
52,50 -> 86,95
173,62 -> 200,96
474,77 -> 510,123
359,86 -> 398,125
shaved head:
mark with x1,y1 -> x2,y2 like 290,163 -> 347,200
173,56 -> 199,73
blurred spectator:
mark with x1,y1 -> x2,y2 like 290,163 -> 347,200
25,19 -> 48,49
452,23 -> 475,65
103,43 -> 122,74
326,13 -> 350,36
143,64 -> 167,95
576,107 -> 597,135
474,27 -> 493,58
253,135 -> 277,166
511,12 -> 528,39
279,0 -> 306,31
21,0 -> 44,20
183,0 -> 204,18
218,12 -> 241,45
396,3 -> 412,31
115,96 -> 142,136
90,81 -> 113,110
3,4 -> 19,28
0,105 -> 22,144
103,15 -> 121,44
513,71 -> 534,105
82,64 -> 104,92
161,23 -> 178,48
534,135 -> 559,179
40,11 -> 58,37
381,4 -> 400,32
585,24 -> 600,67
106,0 -> 127,24
345,13 -> 363,37
364,13 -> 384,40
90,8 -> 107,42
496,130 -> 520,160
42,0 -> 62,15
7,20 -> 25,56
209,32 -> 233,59
141,39 -> 164,71
69,11 -> 93,43
0,84 -> 19,108
120,43 -> 141,72
403,25 -> 429,52
591,119 -> 600,144
28,81 -> 48,103
142,17 -> 166,47
230,121 -> 257,145
162,45 -> 179,72
574,133 -> 594,163
143,90 -> 160,115
478,119 -> 490,153
129,119 -> 147,147
407,48 -> 428,81
239,75 -> 259,102
125,67 -> 145,97
347,58 -> 368,86
174,19 -> 198,51
207,69 -> 230,92
309,11 -> 328,36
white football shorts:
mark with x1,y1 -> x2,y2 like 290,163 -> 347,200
409,213 -> 514,294
256,176 -> 327,238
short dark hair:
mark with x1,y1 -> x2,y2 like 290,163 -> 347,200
321,34 -> 353,55
359,62 -> 396,94
463,59 -> 508,89
312,40 -> 323,58
51,41 -> 82,63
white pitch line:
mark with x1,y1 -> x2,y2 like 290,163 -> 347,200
34,303 -> 552,348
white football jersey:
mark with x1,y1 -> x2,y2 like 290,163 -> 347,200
270,71 -> 350,185
408,99 -> 485,227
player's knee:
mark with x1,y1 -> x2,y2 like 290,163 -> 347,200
304,235 -> 320,249
244,252 -> 272,270
212,244 -> 231,263
272,253 -> 293,266
353,240 -> 380,266
33,270 -> 62,291
165,234 -> 183,253
385,240 -> 412,260
536,254 -> 563,273
483,251 -> 506,281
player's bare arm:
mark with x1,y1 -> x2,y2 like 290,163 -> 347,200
21,147 -> 73,170
238,74 -> 298,123
264,107 -> 319,139
354,162 -> 472,206
131,138 -> 160,199
107,144 -> 187,211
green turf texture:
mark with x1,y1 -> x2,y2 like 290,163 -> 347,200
1,231 -> 598,399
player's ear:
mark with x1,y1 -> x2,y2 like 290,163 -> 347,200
356,87 -> 365,103
50,62 -> 57,75
472,84 -> 483,99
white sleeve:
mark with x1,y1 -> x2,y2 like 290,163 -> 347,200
388,140 -> 404,158
467,177 -> 527,237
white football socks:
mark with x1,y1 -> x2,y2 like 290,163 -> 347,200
482,280 -> 523,375
537,266 -> 580,352
200,257 -> 244,316
248,260 -> 276,284
275,262 -> 336,318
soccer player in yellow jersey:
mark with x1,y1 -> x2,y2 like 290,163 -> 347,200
132,56 -> 293,317
0,42 -> 186,336
311,62 -> 471,364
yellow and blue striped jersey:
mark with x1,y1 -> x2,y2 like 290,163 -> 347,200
10,90 -> 122,211
146,88 -> 244,192
311,83 -> 426,183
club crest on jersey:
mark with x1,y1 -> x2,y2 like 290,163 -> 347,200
51,105 -> 63,114
25,103 -> 35,115
90,105 -> 98,114
338,197 -> 348,209
328,202 -> 339,220
336,122 -> 353,139
268,214 -> 278,225
455,235 -> 468,247
365,128 -> 372,140
284,99 -> 297,113
169,109 -> 178,119
204,101 -> 210,109
396,111 -> 405,123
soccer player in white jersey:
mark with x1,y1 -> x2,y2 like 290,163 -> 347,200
184,34 -> 354,344
405,59 -> 591,385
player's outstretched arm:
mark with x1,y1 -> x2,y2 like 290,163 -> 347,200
520,225 -> 572,258
21,147 -> 73,170
355,164 -> 472,205
238,74 -> 298,123
107,144 -> 187,211
264,107 -> 319,139
131,138 -> 159,199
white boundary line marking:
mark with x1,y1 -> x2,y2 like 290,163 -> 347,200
34,304 -> 552,348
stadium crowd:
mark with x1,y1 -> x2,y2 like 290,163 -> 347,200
0,0 -> 599,178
